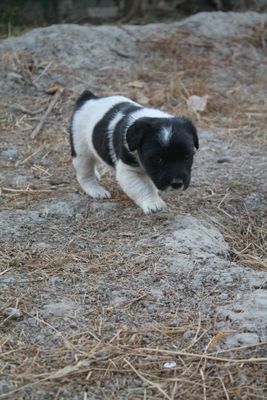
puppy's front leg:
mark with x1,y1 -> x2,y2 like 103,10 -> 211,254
116,161 -> 166,214
73,155 -> 111,199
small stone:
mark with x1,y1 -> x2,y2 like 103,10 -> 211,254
169,317 -> 181,327
0,379 -> 14,394
7,72 -> 23,82
135,255 -> 147,264
69,322 -> 78,329
224,332 -> 259,348
217,156 -> 231,163
183,330 -> 195,340
1,148 -> 19,161
163,361 -> 177,369
147,304 -> 158,314
219,293 -> 228,300
3,307 -> 22,319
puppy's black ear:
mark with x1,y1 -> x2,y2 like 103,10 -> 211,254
183,118 -> 199,150
126,118 -> 149,151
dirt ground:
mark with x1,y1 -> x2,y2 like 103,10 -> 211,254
0,11 -> 267,400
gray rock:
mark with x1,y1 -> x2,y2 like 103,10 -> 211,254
217,156 -> 231,163
245,192 -> 266,213
1,148 -> 19,161
3,307 -> 22,319
218,293 -> 228,300
40,200 -> 74,218
90,201 -> 117,216
183,330 -> 196,340
0,380 -> 14,395
165,216 -> 228,257
43,300 -> 77,317
224,332 -> 260,348
169,317 -> 181,327
110,296 -> 128,307
219,289 -> 267,333
0,210 -> 44,238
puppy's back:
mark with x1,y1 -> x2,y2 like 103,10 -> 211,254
70,92 -> 135,159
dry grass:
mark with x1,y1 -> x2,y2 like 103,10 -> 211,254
0,23 -> 267,399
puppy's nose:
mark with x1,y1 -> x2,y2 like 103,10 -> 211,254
171,179 -> 183,189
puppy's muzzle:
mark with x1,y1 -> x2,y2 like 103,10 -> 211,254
171,178 -> 184,189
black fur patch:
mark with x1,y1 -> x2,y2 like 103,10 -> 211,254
92,102 -> 141,167
74,90 -> 98,112
135,117 -> 197,191
70,90 -> 98,157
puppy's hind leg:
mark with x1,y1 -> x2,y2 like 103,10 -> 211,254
116,161 -> 166,214
73,155 -> 111,199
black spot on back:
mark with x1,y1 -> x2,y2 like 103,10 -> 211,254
93,102 -> 141,167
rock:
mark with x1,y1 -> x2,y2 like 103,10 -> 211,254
10,174 -> 29,186
90,201 -> 117,216
0,210 -> 44,239
245,192 -> 266,213
110,296 -> 128,307
224,332 -> 260,348
217,156 -> 231,163
1,148 -> 19,161
163,361 -> 177,369
168,317 -> 181,327
6,72 -> 23,82
219,289 -> 267,333
3,307 -> 22,319
0,379 -> 14,394
43,300 -> 77,317
165,216 -> 228,257
182,11 -> 267,39
183,330 -> 196,340
218,293 -> 228,300
40,200 -> 74,218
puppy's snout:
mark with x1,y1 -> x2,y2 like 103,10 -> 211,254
171,179 -> 183,189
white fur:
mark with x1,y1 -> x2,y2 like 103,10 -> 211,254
116,160 -> 166,214
160,126 -> 172,144
127,107 -> 171,125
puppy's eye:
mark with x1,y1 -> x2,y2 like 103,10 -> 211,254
157,157 -> 164,164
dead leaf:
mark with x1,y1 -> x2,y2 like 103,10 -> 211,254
45,84 -> 62,95
187,95 -> 209,112
127,80 -> 146,89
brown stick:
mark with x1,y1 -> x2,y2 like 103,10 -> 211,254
31,88 -> 64,139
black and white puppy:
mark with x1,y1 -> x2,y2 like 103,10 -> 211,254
70,90 -> 199,214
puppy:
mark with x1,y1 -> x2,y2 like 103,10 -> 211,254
70,90 -> 199,214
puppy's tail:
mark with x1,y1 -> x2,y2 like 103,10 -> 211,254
74,89 -> 98,112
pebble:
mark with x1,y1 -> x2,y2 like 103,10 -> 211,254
0,380 -> 14,394
219,293 -> 228,300
217,156 -> 231,163
1,148 -> 19,161
3,307 -> 22,319
183,330 -> 196,340
168,317 -> 181,327
163,361 -> 177,369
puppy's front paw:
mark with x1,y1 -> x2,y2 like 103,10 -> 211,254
83,183 -> 111,199
141,197 -> 167,214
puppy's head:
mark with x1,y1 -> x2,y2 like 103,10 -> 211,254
126,116 -> 198,191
